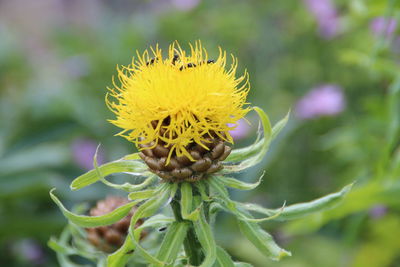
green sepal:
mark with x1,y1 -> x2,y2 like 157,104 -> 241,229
50,189 -> 139,228
150,222 -> 189,267
193,204 -> 217,267
70,160 -> 147,191
237,183 -> 353,221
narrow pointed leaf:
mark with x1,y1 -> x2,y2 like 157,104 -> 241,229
50,189 -> 139,227
93,148 -> 155,193
208,178 -> 284,223
226,108 -> 288,165
271,110 -> 290,140
150,222 -> 189,267
193,205 -> 217,267
238,183 -> 353,221
216,247 -> 235,267
181,182 -> 201,221
48,237 -> 76,255
70,160 -> 147,190
129,185 -> 174,267
107,234 -> 135,267
237,218 -> 291,261
234,262 -> 254,267
223,107 -> 272,172
128,189 -> 158,200
101,175 -> 158,192
135,214 -> 174,232
122,153 -> 141,160
216,173 -> 263,190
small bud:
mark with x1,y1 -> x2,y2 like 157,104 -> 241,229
86,196 -> 145,253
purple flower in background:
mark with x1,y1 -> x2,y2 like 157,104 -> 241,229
296,84 -> 345,119
171,0 -> 200,11
369,204 -> 387,219
229,118 -> 251,140
72,138 -> 105,170
12,239 -> 45,265
304,0 -> 340,39
370,17 -> 397,38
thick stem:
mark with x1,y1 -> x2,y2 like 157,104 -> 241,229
171,193 -> 203,265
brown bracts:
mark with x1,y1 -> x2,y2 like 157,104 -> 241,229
86,196 -> 144,253
138,127 -> 231,182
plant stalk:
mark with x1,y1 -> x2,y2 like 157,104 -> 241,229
171,195 -> 203,265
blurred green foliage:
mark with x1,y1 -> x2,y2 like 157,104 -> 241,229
1,0 -> 400,266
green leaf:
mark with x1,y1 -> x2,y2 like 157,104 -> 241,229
216,247 -> 235,267
70,160 -> 147,191
129,184 -> 174,266
193,205 -> 217,267
271,110 -> 290,140
128,189 -> 159,200
284,181 -> 399,234
50,189 -> 139,228
238,183 -> 353,221
223,107 -> 272,172
237,218 -> 291,261
135,214 -> 175,232
196,181 -> 212,202
181,182 -> 201,221
208,178 -> 283,223
225,108 -> 288,165
216,173 -> 263,191
122,153 -> 141,160
107,234 -> 135,267
234,262 -> 254,267
127,175 -> 159,191
151,222 -> 189,267
93,147 -> 156,192
49,226 -> 96,267
48,237 -> 76,255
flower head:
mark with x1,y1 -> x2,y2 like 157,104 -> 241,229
295,84 -> 345,119
304,0 -> 340,39
107,41 -> 250,164
370,17 -> 397,38
72,138 -> 105,170
228,118 -> 251,140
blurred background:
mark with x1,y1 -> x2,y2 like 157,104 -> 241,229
1,0 -> 400,266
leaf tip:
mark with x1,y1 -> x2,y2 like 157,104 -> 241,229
341,183 -> 354,196
278,249 -> 292,260
49,188 -> 56,195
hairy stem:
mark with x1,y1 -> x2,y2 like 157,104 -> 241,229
171,194 -> 203,265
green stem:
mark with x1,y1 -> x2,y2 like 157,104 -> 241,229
171,195 -> 203,265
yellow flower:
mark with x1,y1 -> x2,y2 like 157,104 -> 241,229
107,41 -> 250,162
